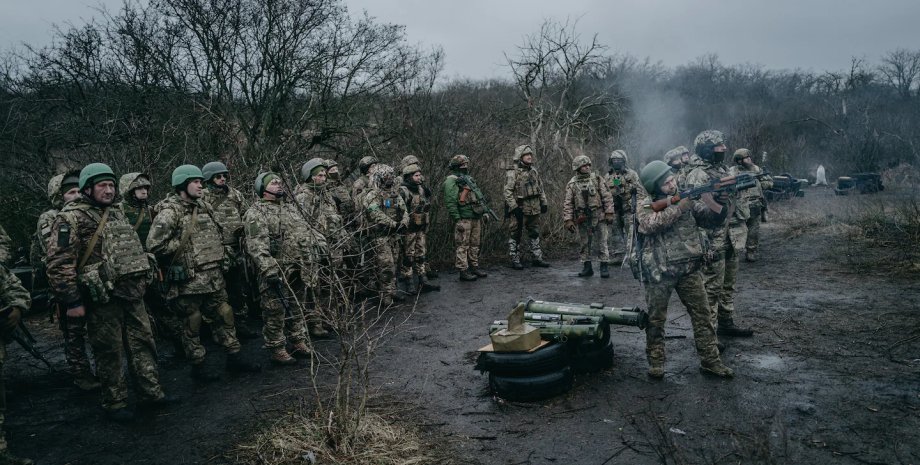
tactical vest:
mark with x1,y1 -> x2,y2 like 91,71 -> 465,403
204,187 -> 245,242
401,185 -> 430,227
513,168 -> 543,200
570,174 -> 602,210
65,204 -> 151,289
179,204 -> 225,270
120,202 -> 152,246
637,202 -> 706,283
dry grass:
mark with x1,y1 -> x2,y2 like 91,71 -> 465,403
231,409 -> 449,465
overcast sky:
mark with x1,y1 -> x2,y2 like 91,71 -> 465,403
2,0 -> 918,80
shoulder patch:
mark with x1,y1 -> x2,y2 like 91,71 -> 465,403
57,223 -> 71,248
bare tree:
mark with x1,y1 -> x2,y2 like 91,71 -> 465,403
878,48 -> 920,100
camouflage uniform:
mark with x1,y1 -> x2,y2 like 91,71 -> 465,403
360,165 -> 408,303
563,166 -> 614,264
202,184 -> 254,326
443,158 -> 486,275
324,159 -> 357,226
47,198 -> 165,411
32,174 -> 97,388
730,158 -> 772,260
0,265 -> 31,462
147,194 -> 241,365
503,145 -> 548,268
634,172 -> 730,377
605,150 -> 643,257
0,225 -> 11,267
244,197 -> 326,351
398,171 -> 433,284
118,173 -> 154,244
295,183 -> 348,267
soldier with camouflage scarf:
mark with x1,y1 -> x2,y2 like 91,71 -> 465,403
604,149 -> 642,261
360,164 -> 409,306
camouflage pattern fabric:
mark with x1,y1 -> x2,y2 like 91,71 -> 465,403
171,290 -> 241,363
605,168 -> 642,255
360,183 -> 408,297
295,183 -> 349,266
351,175 -> 371,202
401,231 -> 427,279
644,272 -> 721,368
398,182 -> 431,279
730,164 -> 771,255
30,209 -> 58,270
564,172 -> 614,262
503,164 -> 547,216
0,265 -> 30,451
453,219 -> 481,271
507,214 -> 543,261
0,225 -> 11,267
328,181 -> 356,221
202,185 -> 253,320
88,297 -> 164,410
701,250 -> 727,327
258,280 -> 307,349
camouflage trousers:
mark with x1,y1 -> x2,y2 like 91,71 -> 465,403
507,214 -> 544,261
0,340 -> 7,450
454,219 -> 481,270
258,276 -> 308,349
225,258 -> 255,321
577,217 -> 610,262
87,297 -> 164,410
607,212 -> 632,256
745,204 -> 762,254
171,289 -> 241,364
370,236 -> 399,296
145,287 -> 183,344
400,230 -> 428,279
701,241 -> 742,326
644,271 -> 721,367
57,305 -> 94,382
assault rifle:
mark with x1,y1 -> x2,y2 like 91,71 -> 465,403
0,306 -> 53,371
456,175 -> 499,222
649,171 -> 770,212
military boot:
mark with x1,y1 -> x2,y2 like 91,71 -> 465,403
399,277 -> 418,295
419,278 -> 441,292
599,262 -> 610,278
577,261 -> 593,277
717,318 -> 754,337
226,352 -> 262,373
530,238 -> 550,267
647,364 -> 665,379
191,362 -> 220,382
289,341 -> 313,359
0,450 -> 34,465
699,361 -> 735,378
137,393 -> 181,411
270,347 -> 298,366
309,322 -> 331,339
235,321 -> 259,340
459,269 -> 478,281
471,267 -> 488,278
390,291 -> 406,303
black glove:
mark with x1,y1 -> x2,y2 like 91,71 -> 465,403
3,307 -> 22,331
540,204 -> 548,214
511,207 -> 523,217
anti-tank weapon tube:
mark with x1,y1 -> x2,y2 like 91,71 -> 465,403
517,300 -> 648,329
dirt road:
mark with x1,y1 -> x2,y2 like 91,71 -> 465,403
6,187 -> 920,464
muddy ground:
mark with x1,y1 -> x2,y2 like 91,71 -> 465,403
6,187 -> 920,464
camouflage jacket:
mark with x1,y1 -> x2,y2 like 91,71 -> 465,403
0,224 -> 11,267
635,191 -> 724,283
676,155 -> 704,189
399,181 -> 432,232
684,162 -> 737,252
119,200 -> 154,248
294,184 -> 349,253
0,265 -> 30,312
503,165 -> 547,215
47,199 -> 149,305
202,185 -> 248,250
328,180 -> 356,221
730,164 -> 772,210
147,194 -> 226,298
243,198 -> 328,290
562,172 -> 614,222
360,187 -> 408,237
604,168 -> 642,215
30,208 -> 59,269
351,175 -> 371,202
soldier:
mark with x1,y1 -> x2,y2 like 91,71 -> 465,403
503,145 -> 550,269
200,161 -> 258,340
684,130 -> 754,338
118,173 -> 154,242
46,163 -> 176,422
605,150 -> 642,262
443,155 -> 489,281
563,155 -> 615,278
635,160 -> 734,379
247,171 -> 326,364
147,165 -> 261,381
351,155 -> 379,201
359,164 -> 408,305
0,264 -> 34,464
730,149 -> 772,262
0,226 -> 11,267
398,163 -> 440,293
664,147 -> 684,173
323,159 -> 356,221
399,155 -> 439,280
31,171 -> 100,390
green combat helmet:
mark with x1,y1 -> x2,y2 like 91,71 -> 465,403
79,163 -> 117,189
300,158 -> 327,182
171,164 -> 204,187
402,163 -> 421,176
512,145 -> 534,162
254,172 -> 280,196
693,130 -> 726,162
733,148 -> 752,164
118,172 -> 151,198
448,154 -> 470,169
640,160 -> 673,194
571,155 -> 591,172
358,156 -> 379,174
201,161 -> 230,182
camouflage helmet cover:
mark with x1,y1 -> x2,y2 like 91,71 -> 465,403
640,160 -> 673,194
512,144 -> 534,162
358,155 -> 379,174
370,163 -> 396,189
402,163 -> 422,176
733,148 -> 752,163
664,148 -> 683,164
324,159 -> 339,169
448,154 -> 470,169
300,157 -> 328,181
79,162 -> 117,190
608,149 -> 628,164
201,161 -> 229,182
118,172 -> 152,197
571,155 -> 592,171
400,155 -> 420,170
693,130 -> 726,156
171,164 -> 204,188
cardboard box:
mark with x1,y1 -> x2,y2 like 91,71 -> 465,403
489,325 -> 542,352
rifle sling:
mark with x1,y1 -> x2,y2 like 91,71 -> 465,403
132,207 -> 147,232
77,208 -> 110,273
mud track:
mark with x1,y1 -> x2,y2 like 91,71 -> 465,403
7,188 -> 920,464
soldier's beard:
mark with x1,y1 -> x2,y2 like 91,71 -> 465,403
210,183 -> 229,193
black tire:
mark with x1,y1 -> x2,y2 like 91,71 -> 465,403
476,342 -> 571,376
570,341 -> 614,374
489,366 -> 574,402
